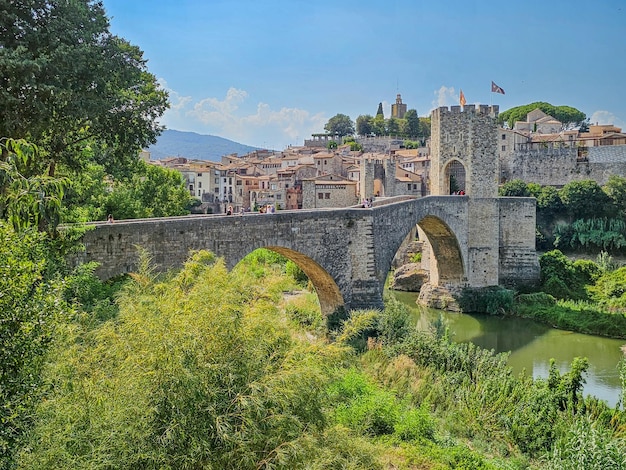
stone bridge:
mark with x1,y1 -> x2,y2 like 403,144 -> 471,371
72,195 -> 539,315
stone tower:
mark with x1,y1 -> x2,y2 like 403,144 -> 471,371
429,104 -> 502,287
391,94 -> 407,119
430,104 -> 499,197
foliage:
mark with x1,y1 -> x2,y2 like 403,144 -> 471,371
545,416 -> 626,469
326,140 -> 338,150
603,175 -> 626,219
555,218 -> 626,253
62,160 -> 193,222
498,102 -> 586,129
404,109 -> 421,138
536,185 -> 564,216
458,286 -> 515,315
356,114 -> 374,136
18,250 -> 354,469
514,294 -> 626,339
560,180 -> 614,220
539,250 -> 593,300
329,369 -> 400,436
0,139 -> 69,233
499,179 -> 532,197
587,266 -> 626,313
284,292 -> 324,333
324,114 -> 355,137
0,222 -> 68,468
0,0 -> 168,177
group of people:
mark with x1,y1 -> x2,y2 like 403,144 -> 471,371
361,198 -> 374,208
225,204 -> 275,215
451,190 -> 466,195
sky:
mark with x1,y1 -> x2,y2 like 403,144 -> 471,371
103,0 -> 626,150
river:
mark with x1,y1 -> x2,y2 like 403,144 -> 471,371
391,291 -> 625,408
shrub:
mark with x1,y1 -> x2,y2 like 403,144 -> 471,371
393,403 -> 435,441
458,286 -> 515,315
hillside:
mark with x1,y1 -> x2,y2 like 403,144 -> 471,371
146,129 -> 259,161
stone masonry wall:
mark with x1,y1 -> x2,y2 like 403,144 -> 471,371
500,144 -> 626,187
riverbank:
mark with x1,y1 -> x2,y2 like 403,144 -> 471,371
513,292 -> 626,340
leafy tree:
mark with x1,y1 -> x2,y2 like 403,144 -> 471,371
372,114 -> 386,136
0,139 -> 69,233
419,117 -> 431,138
539,250 -> 594,300
498,102 -> 586,129
356,115 -> 374,136
324,114 -> 354,137
0,0 -> 168,177
62,160 -> 193,222
0,222 -> 67,468
560,180 -> 614,220
499,179 -> 531,197
404,109 -> 420,138
603,175 -> 626,218
387,117 -> 400,136
537,185 -> 564,216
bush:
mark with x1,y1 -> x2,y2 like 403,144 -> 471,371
393,403 -> 434,441
329,369 -> 400,436
458,286 -> 515,315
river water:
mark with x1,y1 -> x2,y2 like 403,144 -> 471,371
391,291 -> 625,408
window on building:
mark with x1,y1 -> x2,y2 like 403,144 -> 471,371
236,180 -> 242,185
318,193 -> 323,199
189,184 -> 194,191
502,145 -> 506,151
277,194 -> 281,200
198,182 -> 202,188
413,184 -> 417,190
228,177 -> 232,185
223,178 -> 226,183
198,190 -> 201,196
325,193 -> 330,199
502,134 -> 506,140
408,183 -> 412,190
214,188 -> 219,193
215,178 -> 219,184
198,173 -> 202,176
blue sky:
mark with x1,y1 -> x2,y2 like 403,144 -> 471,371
104,0 -> 625,150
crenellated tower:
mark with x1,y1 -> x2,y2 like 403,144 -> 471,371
430,104 -> 499,197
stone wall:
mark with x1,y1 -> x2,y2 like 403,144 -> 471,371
500,144 -> 626,187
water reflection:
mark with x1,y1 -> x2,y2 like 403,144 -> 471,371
391,291 -> 625,407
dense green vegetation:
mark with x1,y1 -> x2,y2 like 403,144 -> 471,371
497,102 -> 586,129
2,246 -> 623,469
1,1 -> 192,233
500,177 -> 626,253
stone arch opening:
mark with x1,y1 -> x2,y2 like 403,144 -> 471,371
444,160 -> 466,195
416,215 -> 465,285
237,246 -> 344,317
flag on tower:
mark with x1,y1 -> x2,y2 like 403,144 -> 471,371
459,89 -> 466,107
491,81 -> 505,95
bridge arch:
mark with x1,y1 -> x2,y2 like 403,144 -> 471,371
232,246 -> 344,317
415,215 -> 464,285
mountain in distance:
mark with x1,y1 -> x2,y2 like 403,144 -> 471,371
146,129 -> 259,161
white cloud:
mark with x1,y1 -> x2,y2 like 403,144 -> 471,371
589,110 -> 626,129
156,81 -> 326,149
432,86 -> 456,109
